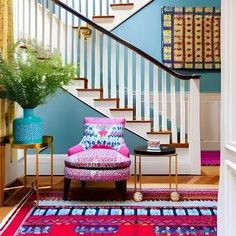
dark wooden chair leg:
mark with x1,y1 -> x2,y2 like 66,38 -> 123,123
115,180 -> 127,200
121,180 -> 127,201
115,181 -> 120,191
81,181 -> 86,188
63,177 -> 71,200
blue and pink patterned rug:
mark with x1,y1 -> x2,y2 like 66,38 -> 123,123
1,189 -> 218,236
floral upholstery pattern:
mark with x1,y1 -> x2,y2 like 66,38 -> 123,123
65,166 -> 130,182
81,117 -> 124,150
65,149 -> 131,169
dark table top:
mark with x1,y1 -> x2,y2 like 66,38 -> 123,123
134,145 -> 176,156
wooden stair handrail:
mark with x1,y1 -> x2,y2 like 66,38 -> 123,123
53,0 -> 200,81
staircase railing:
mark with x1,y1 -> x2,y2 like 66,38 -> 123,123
13,0 -> 201,166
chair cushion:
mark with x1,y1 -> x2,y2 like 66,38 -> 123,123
65,148 -> 131,169
65,166 -> 130,182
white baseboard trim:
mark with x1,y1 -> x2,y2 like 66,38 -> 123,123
20,149 -> 195,176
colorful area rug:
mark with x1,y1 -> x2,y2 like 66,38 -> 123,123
201,151 -> 220,166
0,189 -> 218,236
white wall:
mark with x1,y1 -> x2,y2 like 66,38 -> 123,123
200,93 -> 220,150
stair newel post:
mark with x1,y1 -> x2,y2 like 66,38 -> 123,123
189,78 -> 201,174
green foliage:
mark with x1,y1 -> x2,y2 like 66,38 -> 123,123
0,40 -> 75,108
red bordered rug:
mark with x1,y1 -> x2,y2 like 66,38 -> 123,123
0,188 -> 218,236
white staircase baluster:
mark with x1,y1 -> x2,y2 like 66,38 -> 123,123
87,0 -> 94,19
153,66 -> 160,131
95,30 -> 101,88
127,49 -> 133,108
102,0 -> 107,15
136,54 -> 141,120
119,44 -> 125,107
86,33 -> 93,88
24,0 -> 30,39
42,0 -> 45,46
77,0 -> 81,26
94,0 -> 100,16
161,70 -> 167,130
81,0 -> 86,25
56,2 -> 61,51
73,28 -> 78,73
180,80 -> 186,143
170,75 -> 177,143
144,59 -> 150,120
18,0 -> 24,39
79,30 -> 85,78
103,34 -> 109,97
49,0 -> 53,51
111,39 -> 117,98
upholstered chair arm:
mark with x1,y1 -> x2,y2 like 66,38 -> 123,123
118,143 -> 130,157
67,143 -> 84,156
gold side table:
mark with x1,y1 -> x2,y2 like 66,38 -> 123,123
133,145 -> 179,202
3,135 -> 54,205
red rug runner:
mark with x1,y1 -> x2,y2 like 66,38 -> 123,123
201,151 -> 220,166
0,189 -> 218,236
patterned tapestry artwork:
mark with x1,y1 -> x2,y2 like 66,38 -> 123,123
162,7 -> 221,69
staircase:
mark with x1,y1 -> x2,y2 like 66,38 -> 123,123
13,0 -> 201,175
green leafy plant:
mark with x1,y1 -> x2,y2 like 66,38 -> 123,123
0,40 -> 75,108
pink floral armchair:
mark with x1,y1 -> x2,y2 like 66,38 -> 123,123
64,117 -> 131,200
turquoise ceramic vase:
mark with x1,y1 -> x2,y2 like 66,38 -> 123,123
13,108 -> 43,144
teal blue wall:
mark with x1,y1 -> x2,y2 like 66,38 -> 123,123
36,90 -> 145,154
113,0 -> 221,93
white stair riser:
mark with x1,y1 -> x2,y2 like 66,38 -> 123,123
110,110 -> 133,120
93,17 -> 114,23
77,90 -> 101,98
111,5 -> 134,10
70,80 -> 86,88
126,122 -> 151,138
94,100 -> 117,108
146,134 -> 170,143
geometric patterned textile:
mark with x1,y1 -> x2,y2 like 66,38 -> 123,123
162,6 -> 221,69
15,205 -> 217,235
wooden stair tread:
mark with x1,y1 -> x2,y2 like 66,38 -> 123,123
165,143 -> 189,148
74,77 -> 88,81
126,120 -> 151,123
93,15 -> 115,19
94,98 -> 118,101
147,131 -> 172,135
110,108 -> 133,111
77,88 -> 102,91
110,3 -> 134,8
